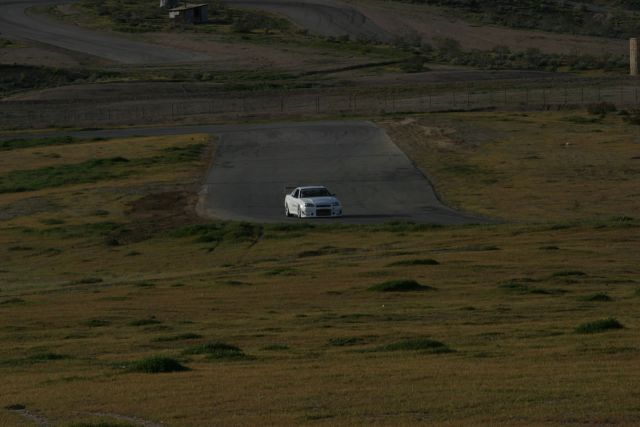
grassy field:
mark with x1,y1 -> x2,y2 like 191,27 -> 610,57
0,113 -> 639,425
383,110 -> 640,222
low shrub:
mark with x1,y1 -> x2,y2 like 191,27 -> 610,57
369,280 -> 435,292
388,258 -> 439,267
328,337 -> 362,347
128,318 -> 161,327
579,293 -> 612,302
154,333 -> 202,342
575,318 -> 624,334
379,338 -> 452,353
127,356 -> 188,373
183,342 -> 247,360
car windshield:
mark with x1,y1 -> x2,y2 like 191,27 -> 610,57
300,187 -> 331,198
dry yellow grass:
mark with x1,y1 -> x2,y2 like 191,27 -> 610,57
0,117 -> 639,426
382,111 -> 640,222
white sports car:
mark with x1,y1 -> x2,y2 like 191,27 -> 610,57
284,186 -> 342,218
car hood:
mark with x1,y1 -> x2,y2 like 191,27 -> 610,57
301,196 -> 339,205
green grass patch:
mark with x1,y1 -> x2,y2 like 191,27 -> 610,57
0,157 -> 131,193
126,356 -> 188,373
368,280 -> 435,292
0,297 -> 26,305
0,135 -> 77,151
183,342 -> 248,360
388,258 -> 440,267
0,144 -> 206,194
575,318 -> 624,334
378,338 -> 452,353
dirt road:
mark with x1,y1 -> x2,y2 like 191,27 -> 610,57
0,0 -> 208,64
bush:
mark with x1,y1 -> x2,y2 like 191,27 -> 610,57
368,279 -> 435,292
127,356 -> 188,373
575,318 -> 624,334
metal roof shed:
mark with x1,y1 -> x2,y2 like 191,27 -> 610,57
169,3 -> 208,24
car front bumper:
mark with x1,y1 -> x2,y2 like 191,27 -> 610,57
300,206 -> 342,218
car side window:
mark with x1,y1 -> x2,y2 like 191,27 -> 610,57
293,189 -> 299,198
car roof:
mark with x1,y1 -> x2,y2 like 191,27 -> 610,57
299,186 -> 327,190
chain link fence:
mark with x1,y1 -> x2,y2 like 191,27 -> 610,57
1,85 -> 639,130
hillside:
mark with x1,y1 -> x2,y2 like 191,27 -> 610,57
384,0 -> 640,39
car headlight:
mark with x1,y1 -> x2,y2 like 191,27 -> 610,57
304,203 -> 314,208
332,202 -> 340,207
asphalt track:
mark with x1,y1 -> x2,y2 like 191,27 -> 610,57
0,0 -> 208,64
222,0 -> 391,41
2,121 -> 486,225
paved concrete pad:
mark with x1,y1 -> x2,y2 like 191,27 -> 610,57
199,121 -> 482,224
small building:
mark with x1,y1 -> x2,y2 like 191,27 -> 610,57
169,3 -> 208,24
